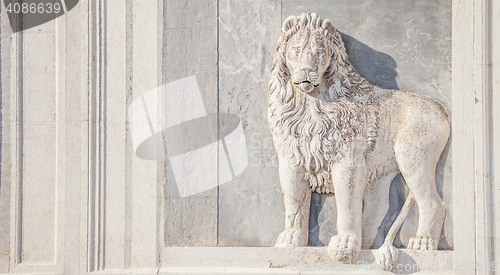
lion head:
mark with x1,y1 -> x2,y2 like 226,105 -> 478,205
284,17 -> 332,94
269,13 -> 372,101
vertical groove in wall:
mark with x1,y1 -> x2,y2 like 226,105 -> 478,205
6,9 -> 24,268
98,0 -> 108,270
87,0 -> 107,271
87,0 -> 99,272
54,13 -> 60,268
54,6 -> 62,266
0,4 -> 10,272
485,0 -> 494,268
156,0 -> 164,266
488,0 -> 496,270
96,0 -> 102,269
87,0 -> 96,271
216,0 -> 220,246
474,0 -> 494,273
124,0 -> 133,268
491,0 -> 500,268
0,2 -> 13,272
14,10 -> 24,266
160,0 -> 168,251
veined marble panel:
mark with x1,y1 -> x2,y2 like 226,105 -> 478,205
218,0 -> 452,250
218,0 -> 283,246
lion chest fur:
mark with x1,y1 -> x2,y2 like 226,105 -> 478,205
269,88 -> 378,193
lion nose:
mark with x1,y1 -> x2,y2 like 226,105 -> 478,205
302,67 -> 313,73
300,67 -> 314,80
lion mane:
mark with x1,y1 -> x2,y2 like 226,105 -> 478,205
268,13 -> 378,193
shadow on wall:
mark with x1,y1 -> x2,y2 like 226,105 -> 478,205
340,33 -> 399,90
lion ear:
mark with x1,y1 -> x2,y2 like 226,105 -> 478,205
322,19 -> 336,33
282,16 -> 297,33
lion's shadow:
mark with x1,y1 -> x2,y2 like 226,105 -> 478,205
339,33 -> 399,90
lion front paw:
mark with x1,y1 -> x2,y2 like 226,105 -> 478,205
327,233 -> 361,263
376,244 -> 399,271
275,228 -> 305,247
407,235 -> 436,250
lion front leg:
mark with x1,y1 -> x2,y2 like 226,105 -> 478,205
328,155 -> 367,263
275,159 -> 311,247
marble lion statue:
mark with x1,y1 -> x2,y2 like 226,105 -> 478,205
268,13 -> 450,269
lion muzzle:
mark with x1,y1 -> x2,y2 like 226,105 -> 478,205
293,69 -> 320,93
296,81 -> 315,93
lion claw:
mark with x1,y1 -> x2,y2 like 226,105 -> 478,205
275,228 -> 304,247
328,233 -> 361,263
407,235 -> 436,250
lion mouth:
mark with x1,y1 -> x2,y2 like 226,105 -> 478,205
294,81 -> 318,93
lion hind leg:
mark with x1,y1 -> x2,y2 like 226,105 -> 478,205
394,133 -> 446,249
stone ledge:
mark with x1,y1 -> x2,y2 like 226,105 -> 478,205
157,247 -> 454,274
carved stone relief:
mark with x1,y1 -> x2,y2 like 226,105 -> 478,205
269,13 -> 450,269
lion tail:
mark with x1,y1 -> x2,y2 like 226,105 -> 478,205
383,192 -> 416,247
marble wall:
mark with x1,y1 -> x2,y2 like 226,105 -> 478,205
7,0 -> 500,272
216,0 -> 453,249
0,1 -> 454,267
